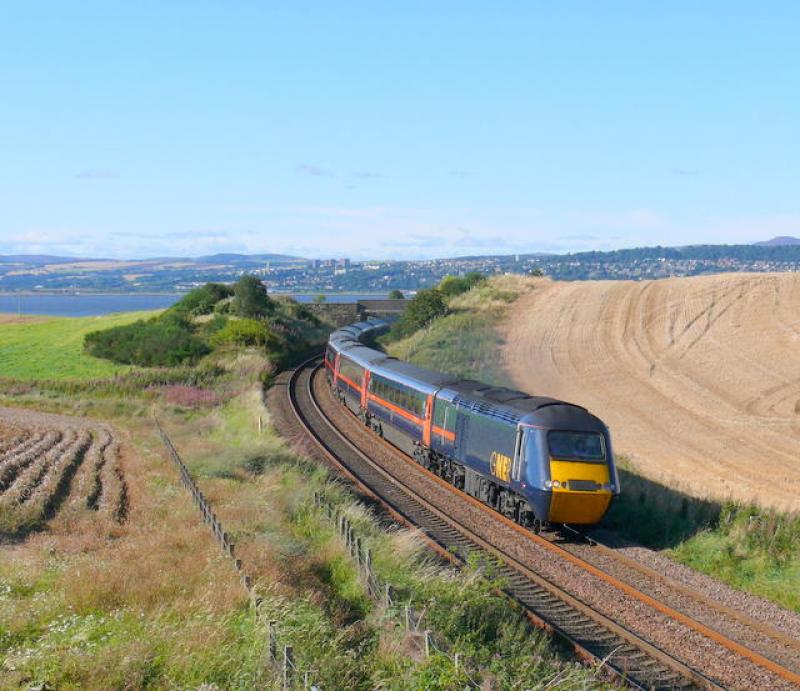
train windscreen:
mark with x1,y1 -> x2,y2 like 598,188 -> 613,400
547,431 -> 605,462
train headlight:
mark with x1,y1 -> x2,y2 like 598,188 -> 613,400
544,480 -> 553,488
545,480 -> 562,489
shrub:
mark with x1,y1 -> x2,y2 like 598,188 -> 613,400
388,289 -> 405,300
171,283 -> 233,316
84,314 -> 209,366
438,272 -> 485,298
387,288 -> 448,339
209,319 -> 268,347
232,275 -> 274,318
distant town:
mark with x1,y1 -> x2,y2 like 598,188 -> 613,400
2,237 -> 800,294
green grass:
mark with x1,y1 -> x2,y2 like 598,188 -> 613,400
0,311 -> 160,381
384,275 -> 530,386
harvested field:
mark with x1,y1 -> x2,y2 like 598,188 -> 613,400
0,407 -> 127,534
503,273 -> 800,510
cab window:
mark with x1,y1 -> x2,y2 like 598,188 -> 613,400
547,430 -> 605,462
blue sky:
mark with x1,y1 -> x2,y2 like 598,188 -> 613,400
1,2 -> 798,259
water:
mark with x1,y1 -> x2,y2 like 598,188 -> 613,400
0,293 -> 390,317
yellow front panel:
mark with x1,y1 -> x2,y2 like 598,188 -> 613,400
549,459 -> 610,486
548,458 -> 612,524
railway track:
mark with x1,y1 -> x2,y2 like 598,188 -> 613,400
280,357 -> 800,690
282,358 -> 713,688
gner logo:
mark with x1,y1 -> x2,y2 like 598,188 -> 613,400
490,451 -> 512,482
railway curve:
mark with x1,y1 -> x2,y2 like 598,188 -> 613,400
269,356 -> 797,689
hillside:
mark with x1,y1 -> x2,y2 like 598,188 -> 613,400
502,273 -> 800,510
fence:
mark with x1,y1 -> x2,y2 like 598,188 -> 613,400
154,416 -> 319,689
312,491 -> 479,685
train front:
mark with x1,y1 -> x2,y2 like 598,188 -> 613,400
520,404 -> 619,525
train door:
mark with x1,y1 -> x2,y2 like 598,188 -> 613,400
512,427 -> 527,484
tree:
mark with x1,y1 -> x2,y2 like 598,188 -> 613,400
171,283 -> 233,316
313,294 -> 327,303
232,275 -> 273,318
389,288 -> 448,338
530,268 -> 545,277
388,289 -> 405,300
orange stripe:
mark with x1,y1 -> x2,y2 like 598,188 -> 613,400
367,392 -> 425,426
337,372 -> 363,393
432,425 -> 456,442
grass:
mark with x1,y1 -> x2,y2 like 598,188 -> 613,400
147,356 -> 611,688
388,274 -> 800,614
0,311 -> 160,380
384,274 -> 535,385
0,307 -> 677,686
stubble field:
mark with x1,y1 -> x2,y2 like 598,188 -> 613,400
503,272 -> 800,510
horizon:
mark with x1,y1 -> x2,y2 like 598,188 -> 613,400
2,234 -> 799,264
1,3 -> 799,259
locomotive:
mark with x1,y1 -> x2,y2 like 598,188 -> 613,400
325,319 -> 619,529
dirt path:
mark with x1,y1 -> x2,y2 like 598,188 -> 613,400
502,273 -> 800,510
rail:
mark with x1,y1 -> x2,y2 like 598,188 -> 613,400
284,357 -> 729,690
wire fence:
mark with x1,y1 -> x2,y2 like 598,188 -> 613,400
154,416 -> 320,690
312,490 -> 482,686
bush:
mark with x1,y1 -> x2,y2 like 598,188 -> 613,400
388,289 -> 405,300
438,272 -> 485,298
85,314 -> 210,366
233,275 -> 274,318
209,319 -> 268,347
387,288 -> 448,339
171,283 -> 233,316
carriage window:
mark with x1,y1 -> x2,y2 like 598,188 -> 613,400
339,358 -> 364,387
547,431 -> 605,462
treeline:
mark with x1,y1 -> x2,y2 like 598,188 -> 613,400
385,272 -> 485,340
552,243 -> 800,264
84,276 -> 323,368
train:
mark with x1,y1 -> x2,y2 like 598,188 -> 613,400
325,319 -> 620,529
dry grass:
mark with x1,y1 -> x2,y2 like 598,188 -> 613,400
0,410 -> 260,689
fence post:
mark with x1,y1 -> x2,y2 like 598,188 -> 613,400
454,652 -> 460,670
423,630 -> 431,658
268,620 -> 277,663
354,537 -> 362,566
364,547 -> 371,574
404,604 -> 411,631
283,645 -> 294,690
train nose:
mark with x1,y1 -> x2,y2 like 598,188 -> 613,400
546,458 -> 613,524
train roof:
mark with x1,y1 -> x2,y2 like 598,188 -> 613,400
329,319 -> 605,431
339,344 -> 388,366
372,357 -> 460,392
440,379 -> 596,428
329,319 -> 390,350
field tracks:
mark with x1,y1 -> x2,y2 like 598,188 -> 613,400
0,409 -> 128,534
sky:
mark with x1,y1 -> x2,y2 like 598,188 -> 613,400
1,1 -> 798,260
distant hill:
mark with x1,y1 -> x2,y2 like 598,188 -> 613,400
0,255 -> 103,265
753,236 -> 800,247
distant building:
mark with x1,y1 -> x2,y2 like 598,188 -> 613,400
307,259 -> 321,269
336,258 -> 351,269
